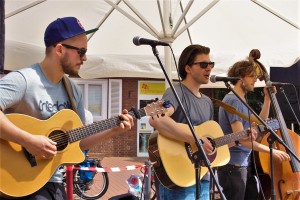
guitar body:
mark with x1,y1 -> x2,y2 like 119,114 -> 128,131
0,109 -> 85,198
0,100 -> 168,198
149,120 -> 230,188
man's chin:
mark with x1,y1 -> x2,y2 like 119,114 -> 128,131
248,87 -> 255,92
202,80 -> 209,85
65,70 -> 79,77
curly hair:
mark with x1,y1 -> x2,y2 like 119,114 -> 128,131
227,60 -> 256,85
178,44 -> 210,79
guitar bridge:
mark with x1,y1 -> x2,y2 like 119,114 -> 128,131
22,147 -> 37,167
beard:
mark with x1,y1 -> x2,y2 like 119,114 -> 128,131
60,53 -> 80,76
244,84 -> 254,92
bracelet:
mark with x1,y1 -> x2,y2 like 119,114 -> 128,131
235,141 -> 241,146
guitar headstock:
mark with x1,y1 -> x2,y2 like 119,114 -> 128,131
265,119 -> 280,131
144,99 -> 170,117
257,119 -> 280,135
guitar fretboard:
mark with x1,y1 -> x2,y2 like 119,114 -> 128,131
214,124 -> 274,147
67,109 -> 146,143
214,129 -> 250,147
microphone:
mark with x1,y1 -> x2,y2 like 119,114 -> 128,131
133,36 -> 169,47
210,75 -> 240,83
266,81 -> 292,86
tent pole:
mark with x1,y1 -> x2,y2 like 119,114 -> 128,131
251,0 -> 299,29
163,0 -> 172,89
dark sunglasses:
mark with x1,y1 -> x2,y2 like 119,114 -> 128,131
192,62 -> 215,69
61,44 -> 87,57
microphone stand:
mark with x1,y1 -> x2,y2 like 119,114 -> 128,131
279,87 -> 300,126
150,45 -> 226,200
224,81 -> 300,200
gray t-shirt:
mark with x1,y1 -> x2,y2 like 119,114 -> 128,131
0,63 -> 85,182
163,84 -> 213,125
162,83 -> 214,181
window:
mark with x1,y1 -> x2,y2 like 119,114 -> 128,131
137,81 -> 165,157
72,78 -> 122,122
72,78 -> 108,121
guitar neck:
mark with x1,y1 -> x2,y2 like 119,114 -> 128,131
68,108 -> 145,143
214,125 -> 264,147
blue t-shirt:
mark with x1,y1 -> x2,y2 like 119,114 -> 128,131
218,94 -> 252,167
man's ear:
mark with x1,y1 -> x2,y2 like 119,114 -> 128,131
185,64 -> 192,74
54,44 -> 63,57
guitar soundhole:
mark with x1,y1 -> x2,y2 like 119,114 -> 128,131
49,130 -> 69,151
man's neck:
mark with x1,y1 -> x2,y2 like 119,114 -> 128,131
182,80 -> 202,97
39,59 -> 64,84
232,83 -> 246,101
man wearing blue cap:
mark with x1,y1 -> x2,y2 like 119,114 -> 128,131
0,17 -> 134,199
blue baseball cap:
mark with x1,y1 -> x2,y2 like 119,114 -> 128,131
44,17 -> 98,47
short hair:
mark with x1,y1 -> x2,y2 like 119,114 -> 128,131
178,44 -> 210,79
227,59 -> 256,85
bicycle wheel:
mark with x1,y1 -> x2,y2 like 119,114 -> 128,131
73,163 -> 109,200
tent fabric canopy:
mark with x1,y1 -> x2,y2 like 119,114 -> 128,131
4,0 -> 300,88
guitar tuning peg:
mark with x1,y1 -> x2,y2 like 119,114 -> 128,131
163,100 -> 171,108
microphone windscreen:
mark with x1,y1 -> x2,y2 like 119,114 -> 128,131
132,36 -> 140,46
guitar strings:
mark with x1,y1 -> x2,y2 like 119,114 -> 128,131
45,112 -> 134,148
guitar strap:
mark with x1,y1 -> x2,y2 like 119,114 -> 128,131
62,75 -> 78,114
210,97 -> 261,124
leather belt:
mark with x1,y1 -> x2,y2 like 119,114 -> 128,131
217,164 -> 247,170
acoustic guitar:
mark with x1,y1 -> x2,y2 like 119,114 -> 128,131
0,100 -> 167,198
148,119 -> 280,189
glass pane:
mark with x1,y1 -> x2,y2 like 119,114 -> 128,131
139,133 -> 151,153
110,81 -> 121,116
88,85 -> 102,116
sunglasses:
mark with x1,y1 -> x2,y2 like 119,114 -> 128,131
61,44 -> 87,58
192,62 -> 215,69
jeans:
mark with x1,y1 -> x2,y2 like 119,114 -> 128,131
157,180 -> 210,200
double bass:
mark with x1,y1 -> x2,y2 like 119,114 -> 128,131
250,49 -> 300,200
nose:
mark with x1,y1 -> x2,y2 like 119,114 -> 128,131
203,63 -> 212,70
81,54 -> 87,61
206,65 -> 213,71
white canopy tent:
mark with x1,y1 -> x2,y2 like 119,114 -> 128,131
4,0 -> 300,88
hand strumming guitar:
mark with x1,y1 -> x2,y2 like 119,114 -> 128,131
0,110 -> 57,159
